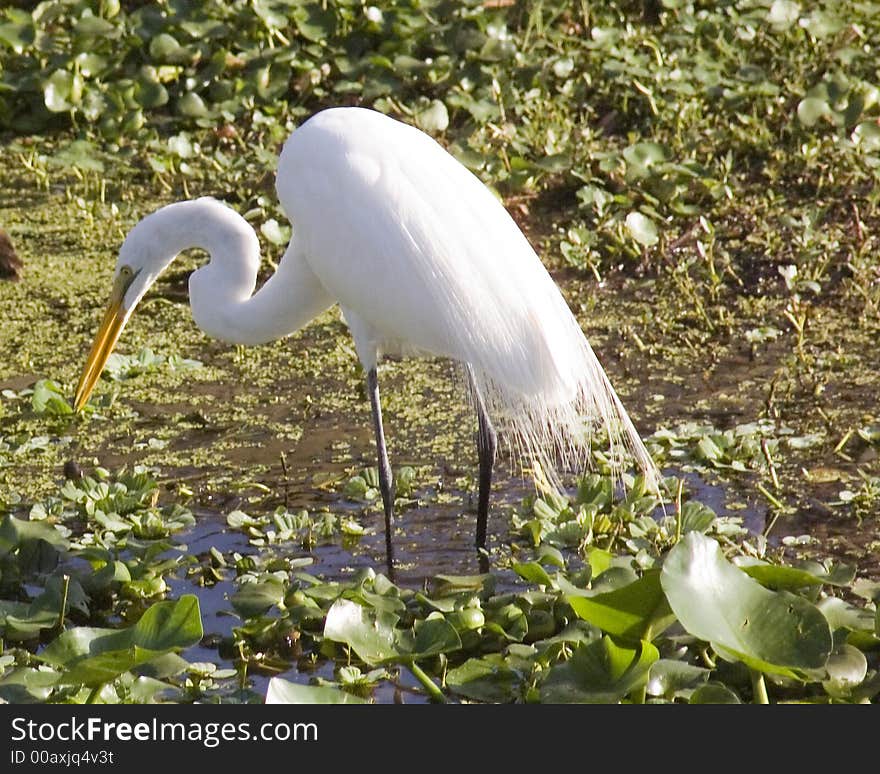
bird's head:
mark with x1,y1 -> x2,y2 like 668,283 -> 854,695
72,229 -> 162,412
73,197 -> 257,411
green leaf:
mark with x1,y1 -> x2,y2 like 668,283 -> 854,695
324,598 -> 403,665
414,99 -> 449,134
0,514 -> 68,556
265,677 -> 367,704
446,655 -> 521,702
797,97 -> 830,127
149,33 -> 191,64
767,0 -> 801,30
260,218 -> 291,246
44,70 -> 80,113
51,141 -> 105,174
625,211 -> 659,247
39,596 -> 202,686
680,501 -> 716,533
623,142 -> 668,177
294,5 -> 337,42
31,379 -> 73,416
324,599 -> 460,666
177,92 -> 208,118
852,121 -> 880,153
567,570 -> 674,641
689,683 -> 742,704
412,615 -> 461,656
231,577 -> 285,617
0,10 -> 34,53
540,636 -> 659,703
822,644 -> 867,699
739,559 -> 853,590
661,533 -> 832,678
512,561 -> 555,587
647,659 -> 710,699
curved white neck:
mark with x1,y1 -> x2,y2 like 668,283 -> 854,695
129,198 -> 331,346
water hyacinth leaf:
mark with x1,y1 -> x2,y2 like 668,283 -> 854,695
414,99 -> 449,134
31,379 -> 73,415
690,683 -> 742,704
294,5 -> 337,42
260,218 -> 291,246
51,140 -> 105,173
661,533 -> 832,677
822,644 -> 867,699
767,0 -> 801,30
135,652 -> 191,680
231,576 -> 286,617
852,121 -> 880,154
412,615 -> 462,657
816,597 -> 878,649
0,601 -> 58,641
738,559 -> 854,591
586,547 -> 613,577
149,33 -> 186,62
623,142 -> 668,177
74,16 -> 117,38
431,574 -> 494,596
534,154 -> 571,174
797,97 -> 830,127
0,664 -> 63,703
322,598 -> 400,665
513,561 -> 555,587
44,70 -> 79,113
0,9 -> 34,53
265,677 -> 367,704
177,92 -> 208,118
567,570 -> 674,641
0,514 -> 68,555
647,659 -> 710,699
625,212 -> 659,247
540,636 -> 659,703
38,596 -> 202,686
680,501 -> 716,533
446,655 -> 521,702
537,544 -> 566,569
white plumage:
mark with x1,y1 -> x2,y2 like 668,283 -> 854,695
275,108 -> 656,490
74,106 -> 658,566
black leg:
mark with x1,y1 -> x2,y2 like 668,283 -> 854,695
367,367 -> 395,576
467,366 -> 497,550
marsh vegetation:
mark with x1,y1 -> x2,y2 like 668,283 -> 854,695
0,0 -> 879,704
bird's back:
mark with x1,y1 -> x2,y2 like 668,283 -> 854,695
277,107 -> 657,490
277,107 -> 579,400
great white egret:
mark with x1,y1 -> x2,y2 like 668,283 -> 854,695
73,106 -> 657,570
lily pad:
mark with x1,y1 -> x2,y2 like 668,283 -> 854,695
265,677 -> 367,704
625,211 -> 659,247
540,636 -> 658,703
39,596 -> 202,686
566,569 -> 674,641
661,533 -> 832,678
323,598 -> 460,666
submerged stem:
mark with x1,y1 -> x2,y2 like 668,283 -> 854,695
57,574 -> 70,630
409,662 -> 446,703
85,684 -> 104,704
751,670 -> 769,705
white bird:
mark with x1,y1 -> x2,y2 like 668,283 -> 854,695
73,106 -> 658,570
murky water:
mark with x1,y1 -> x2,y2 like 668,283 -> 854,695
155,397 -> 777,702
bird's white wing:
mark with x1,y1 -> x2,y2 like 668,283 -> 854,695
278,108 -> 657,489
278,108 -> 574,397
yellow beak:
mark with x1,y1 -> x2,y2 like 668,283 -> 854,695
73,273 -> 134,412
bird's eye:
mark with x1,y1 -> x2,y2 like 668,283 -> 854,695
119,266 -> 132,278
